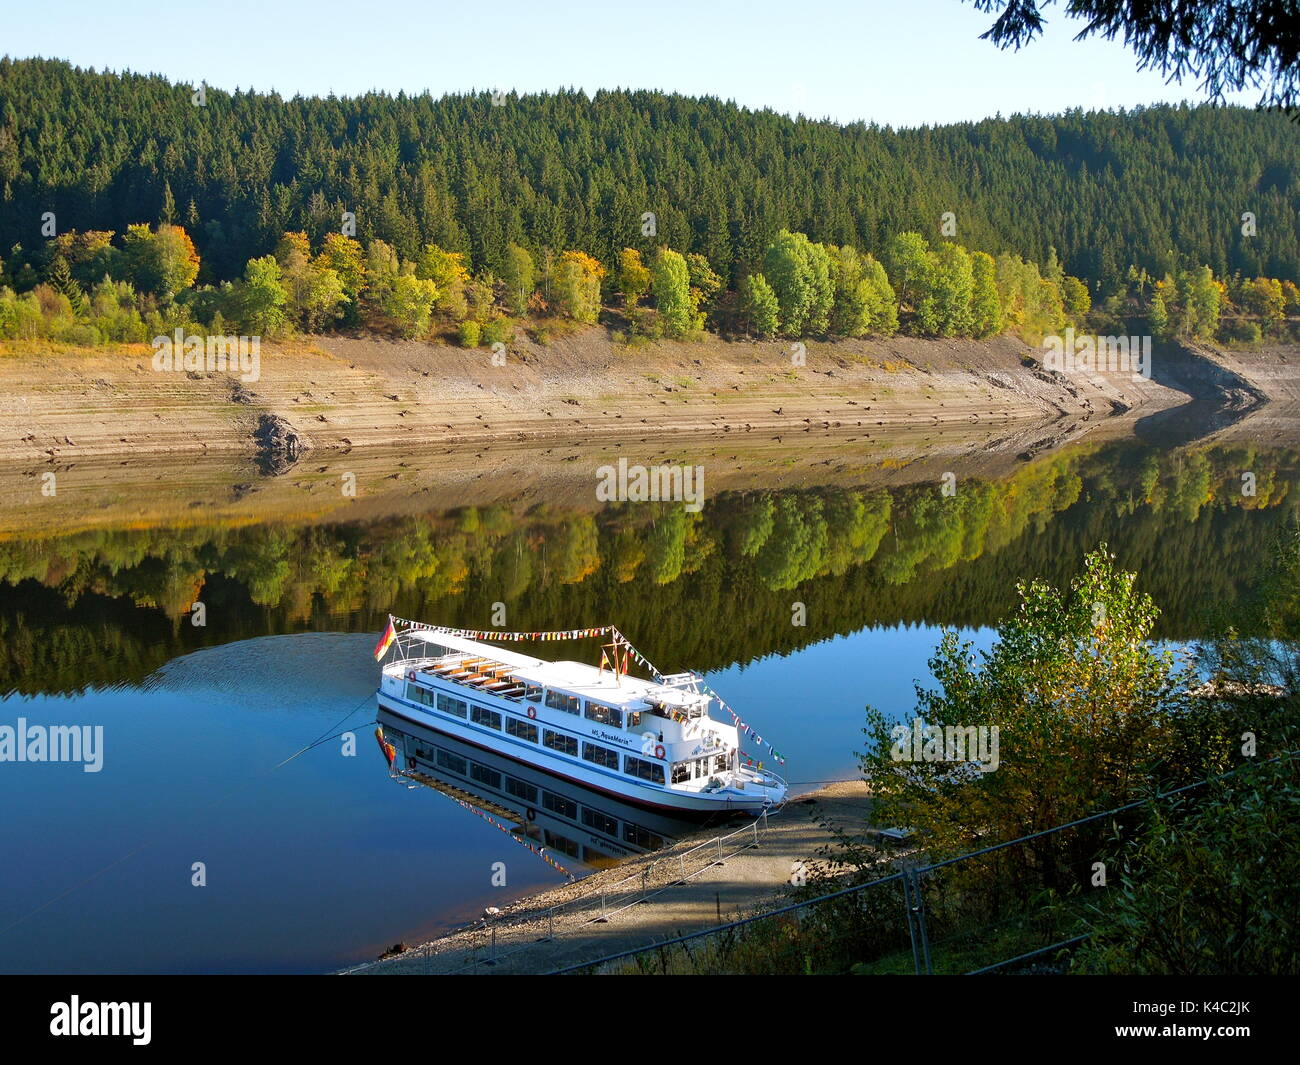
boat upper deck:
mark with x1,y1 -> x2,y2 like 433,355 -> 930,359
392,630 -> 710,714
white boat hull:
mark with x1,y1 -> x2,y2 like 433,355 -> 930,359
378,694 -> 781,814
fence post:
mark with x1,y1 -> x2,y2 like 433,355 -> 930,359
902,866 -> 933,975
902,871 -> 922,976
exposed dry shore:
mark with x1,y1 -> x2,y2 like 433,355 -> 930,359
0,328 -> 1185,466
344,779 -> 878,976
5,326 -> 1269,534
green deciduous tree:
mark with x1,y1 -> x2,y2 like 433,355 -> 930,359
386,272 -> 440,338
501,243 -> 535,316
274,232 -> 347,331
685,252 -> 722,312
318,233 -> 367,308
233,255 -> 289,336
549,250 -> 605,324
931,241 -> 975,337
121,223 -> 200,303
860,547 -> 1197,882
969,250 -> 1004,337
417,244 -> 469,320
740,273 -> 779,338
1060,274 -> 1092,320
651,247 -> 699,337
617,248 -> 651,307
1240,275 -> 1285,330
762,230 -> 834,337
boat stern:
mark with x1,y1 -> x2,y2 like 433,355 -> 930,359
713,764 -> 787,810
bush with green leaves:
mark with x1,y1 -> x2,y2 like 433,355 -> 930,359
860,547 -> 1200,889
1074,754 -> 1300,974
480,317 -> 514,347
457,319 -> 481,348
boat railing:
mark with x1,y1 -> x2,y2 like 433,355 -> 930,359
658,671 -> 703,691
739,765 -> 788,791
390,651 -> 453,672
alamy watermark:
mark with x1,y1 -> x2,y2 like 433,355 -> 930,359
50,997 -> 150,1045
596,458 -> 705,513
151,329 -> 261,383
0,718 -> 103,772
890,718 -> 1000,773
1042,327 -> 1152,381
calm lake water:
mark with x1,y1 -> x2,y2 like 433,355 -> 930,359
2,435 -> 1297,972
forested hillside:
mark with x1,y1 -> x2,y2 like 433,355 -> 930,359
1,57 -> 1298,350
2,57 -> 1297,289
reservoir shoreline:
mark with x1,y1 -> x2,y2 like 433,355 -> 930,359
0,328 -> 1227,465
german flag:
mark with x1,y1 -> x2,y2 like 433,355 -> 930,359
373,619 -> 397,661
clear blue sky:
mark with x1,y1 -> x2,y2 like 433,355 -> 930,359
7,0 -> 1249,127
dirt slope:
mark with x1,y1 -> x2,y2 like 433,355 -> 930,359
0,329 -> 1185,465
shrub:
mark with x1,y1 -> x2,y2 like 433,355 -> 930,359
457,320 -> 481,348
480,317 -> 514,347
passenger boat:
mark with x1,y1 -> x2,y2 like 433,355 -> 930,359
373,617 -> 787,813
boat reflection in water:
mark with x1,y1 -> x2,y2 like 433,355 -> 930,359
375,708 -> 712,876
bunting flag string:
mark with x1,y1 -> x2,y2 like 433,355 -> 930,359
389,616 -> 618,645
386,616 -> 786,767
713,698 -> 785,766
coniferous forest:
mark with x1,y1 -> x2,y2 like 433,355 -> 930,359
1,57 -> 1299,350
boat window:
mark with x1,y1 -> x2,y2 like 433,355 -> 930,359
582,742 -> 619,770
584,701 -> 623,728
523,683 -> 543,703
470,763 -> 501,789
470,706 -> 501,730
505,717 -> 539,743
436,749 -> 466,775
581,808 -> 618,836
543,830 -> 581,858
714,754 -> 729,773
543,731 -> 579,757
406,682 -> 436,708
625,755 -> 665,784
542,791 -> 578,819
505,777 -> 538,803
545,689 -> 581,714
436,692 -> 468,717
671,762 -> 692,784
626,710 -> 642,729
623,824 -> 665,850
695,758 -> 710,778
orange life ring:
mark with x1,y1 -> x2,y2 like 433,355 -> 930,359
406,755 -> 416,769
407,670 -> 416,682
654,744 -> 666,760
525,807 -> 537,822
526,706 -> 537,720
